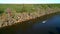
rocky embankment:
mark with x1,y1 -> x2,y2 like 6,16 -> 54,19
0,8 -> 60,27
16,8 -> 60,23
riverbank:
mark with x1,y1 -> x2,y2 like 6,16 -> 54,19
0,11 -> 60,28
0,4 -> 60,28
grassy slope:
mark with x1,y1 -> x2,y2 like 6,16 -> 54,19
0,4 -> 60,14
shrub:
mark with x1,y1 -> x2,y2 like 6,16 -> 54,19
0,9 -> 4,15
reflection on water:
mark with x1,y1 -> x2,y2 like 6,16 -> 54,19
0,12 -> 60,34
42,20 -> 47,23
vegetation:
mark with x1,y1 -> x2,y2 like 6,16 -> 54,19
0,4 -> 60,14
0,4 -> 60,27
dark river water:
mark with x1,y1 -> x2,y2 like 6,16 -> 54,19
31,15 -> 60,34
0,13 -> 60,34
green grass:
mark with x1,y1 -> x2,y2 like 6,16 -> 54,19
0,4 -> 60,14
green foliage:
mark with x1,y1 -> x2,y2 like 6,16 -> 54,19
0,9 -> 4,15
0,4 -> 60,13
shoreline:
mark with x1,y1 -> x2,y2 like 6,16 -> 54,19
0,11 -> 60,28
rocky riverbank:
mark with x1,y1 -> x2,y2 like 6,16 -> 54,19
0,8 -> 60,27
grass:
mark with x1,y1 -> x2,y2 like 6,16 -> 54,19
0,4 -> 60,15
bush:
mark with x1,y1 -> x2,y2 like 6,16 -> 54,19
0,9 -> 4,15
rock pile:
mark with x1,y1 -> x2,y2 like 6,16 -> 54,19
0,8 -> 60,27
